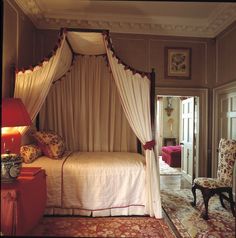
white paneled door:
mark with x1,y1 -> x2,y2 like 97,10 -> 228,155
218,93 -> 236,140
180,97 -> 195,183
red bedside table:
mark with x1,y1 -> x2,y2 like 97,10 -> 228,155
1,167 -> 46,236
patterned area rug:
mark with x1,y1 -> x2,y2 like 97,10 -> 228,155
161,189 -> 235,238
159,157 -> 182,175
28,216 -> 176,237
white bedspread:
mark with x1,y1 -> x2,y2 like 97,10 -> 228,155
23,152 -> 146,212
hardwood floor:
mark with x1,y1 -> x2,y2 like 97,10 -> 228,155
159,156 -> 192,190
160,174 -> 192,190
180,176 -> 192,189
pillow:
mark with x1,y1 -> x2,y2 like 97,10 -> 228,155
20,144 -> 42,164
32,131 -> 66,159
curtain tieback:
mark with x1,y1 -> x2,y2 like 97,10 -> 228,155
143,140 -> 156,150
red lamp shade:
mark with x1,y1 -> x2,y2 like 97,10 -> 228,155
2,98 -> 32,127
1,98 -> 32,154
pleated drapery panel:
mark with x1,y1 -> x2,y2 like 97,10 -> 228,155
40,55 -> 137,152
104,36 -> 162,218
14,35 -> 72,134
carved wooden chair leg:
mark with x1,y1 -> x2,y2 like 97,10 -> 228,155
191,183 -> 197,207
228,190 -> 236,217
201,189 -> 212,220
191,139 -> 236,220
219,192 -> 226,208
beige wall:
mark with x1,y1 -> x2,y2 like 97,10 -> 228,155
30,30 -> 216,89
3,4 -> 235,98
162,97 -> 180,143
34,29 -> 59,63
2,0 -> 36,98
6,19 -> 235,96
216,21 -> 236,87
111,33 -> 216,89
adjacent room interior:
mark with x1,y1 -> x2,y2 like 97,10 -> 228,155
157,95 -> 199,183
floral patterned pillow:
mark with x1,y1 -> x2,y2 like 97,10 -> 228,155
20,144 -> 42,163
32,131 -> 66,159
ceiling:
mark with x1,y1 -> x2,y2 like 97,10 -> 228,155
15,0 -> 236,38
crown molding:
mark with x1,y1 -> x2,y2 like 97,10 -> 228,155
14,0 -> 236,38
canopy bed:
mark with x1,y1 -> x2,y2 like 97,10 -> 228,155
14,28 -> 162,218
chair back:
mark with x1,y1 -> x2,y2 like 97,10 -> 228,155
217,138 -> 236,187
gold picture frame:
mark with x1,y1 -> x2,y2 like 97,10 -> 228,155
165,47 -> 191,79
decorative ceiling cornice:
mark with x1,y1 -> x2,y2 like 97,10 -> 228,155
15,0 -> 236,38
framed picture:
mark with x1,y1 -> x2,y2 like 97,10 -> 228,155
164,47 -> 191,79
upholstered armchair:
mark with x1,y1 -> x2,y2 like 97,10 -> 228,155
191,138 -> 236,220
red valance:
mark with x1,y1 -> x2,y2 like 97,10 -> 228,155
143,140 -> 156,150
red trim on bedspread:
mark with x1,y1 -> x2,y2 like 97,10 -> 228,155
60,151 -> 73,207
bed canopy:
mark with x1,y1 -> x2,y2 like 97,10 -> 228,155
14,28 -> 162,218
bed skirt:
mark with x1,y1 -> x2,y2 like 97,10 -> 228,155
45,205 -> 145,217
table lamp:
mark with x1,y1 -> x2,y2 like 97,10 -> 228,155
1,98 -> 32,154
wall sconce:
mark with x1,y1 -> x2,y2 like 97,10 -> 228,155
1,98 -> 32,154
165,97 -> 174,116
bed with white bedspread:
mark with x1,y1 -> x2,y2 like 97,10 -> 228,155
16,29 -> 162,218
23,151 -> 146,216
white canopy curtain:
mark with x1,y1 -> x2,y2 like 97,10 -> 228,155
39,55 -> 137,152
14,32 -> 72,134
104,36 -> 162,218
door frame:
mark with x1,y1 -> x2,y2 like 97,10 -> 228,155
212,80 -> 236,177
155,87 -> 208,178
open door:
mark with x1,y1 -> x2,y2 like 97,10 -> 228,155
180,97 -> 195,183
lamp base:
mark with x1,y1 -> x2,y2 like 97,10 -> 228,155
1,152 -> 22,183
1,128 -> 21,154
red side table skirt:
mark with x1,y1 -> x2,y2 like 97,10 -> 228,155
162,145 -> 181,167
1,169 -> 46,236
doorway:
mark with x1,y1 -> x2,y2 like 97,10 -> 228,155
157,95 -> 198,184
155,87 -> 208,181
